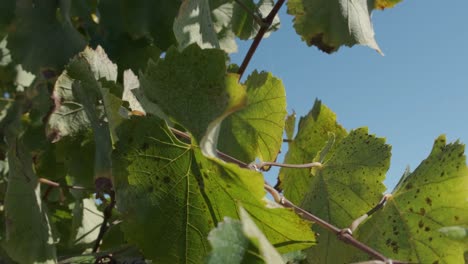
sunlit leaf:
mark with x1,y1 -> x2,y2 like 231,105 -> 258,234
212,3 -> 238,53
349,136 -> 468,263
287,0 -> 402,53
279,100 -> 347,203
69,198 -> 102,248
174,0 -> 220,50
219,71 -> 286,163
113,116 -> 315,262
303,128 -> 391,263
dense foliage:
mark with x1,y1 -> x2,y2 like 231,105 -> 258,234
0,0 -> 467,263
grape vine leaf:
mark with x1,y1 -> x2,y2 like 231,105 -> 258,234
140,44 -> 247,156
287,0 -> 402,54
284,111 -> 296,141
207,207 -> 285,264
112,116 -> 315,263
212,3 -> 238,53
348,136 -> 468,263
232,0 -> 280,40
219,71 -> 287,163
7,0 -> 86,72
47,46 -> 120,184
0,0 -> 14,38
173,0 -> 221,51
120,0 -> 182,51
302,127 -> 391,263
278,100 -> 347,204
69,198 -> 103,248
2,118 -> 57,263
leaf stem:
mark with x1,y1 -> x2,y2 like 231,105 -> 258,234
92,190 -> 116,253
237,0 -> 286,80
38,177 -> 91,190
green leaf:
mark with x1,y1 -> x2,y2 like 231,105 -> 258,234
219,71 -> 287,163
207,207 -> 285,264
303,127 -> 391,263
212,3 -> 238,53
284,111 -> 296,141
2,116 -> 57,263
121,0 -> 182,51
349,136 -> 468,263
47,46 -> 120,185
173,0 -> 220,50
69,198 -> 103,248
287,0 -> 402,53
113,116 -> 315,263
232,0 -> 280,40
7,0 -> 86,72
0,0 -> 14,37
279,100 -> 347,204
140,44 -> 246,153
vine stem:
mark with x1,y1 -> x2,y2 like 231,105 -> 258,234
92,190 -> 116,253
237,0 -> 286,80
169,127 -> 404,263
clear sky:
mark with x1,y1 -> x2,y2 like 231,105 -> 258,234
230,0 -> 468,191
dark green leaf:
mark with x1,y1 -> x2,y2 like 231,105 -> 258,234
7,0 -> 86,72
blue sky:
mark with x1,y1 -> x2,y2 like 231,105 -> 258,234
230,0 -> 468,191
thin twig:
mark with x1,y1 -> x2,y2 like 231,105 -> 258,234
237,0 -> 286,80
92,190 -> 116,253
168,126 -> 405,263
250,161 -> 322,171
39,178 -> 91,190
234,0 -> 266,26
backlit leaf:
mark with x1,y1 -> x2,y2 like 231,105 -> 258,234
303,128 -> 391,263
219,71 -> 287,163
279,100 -> 347,203
349,136 -> 468,263
113,116 -> 315,263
